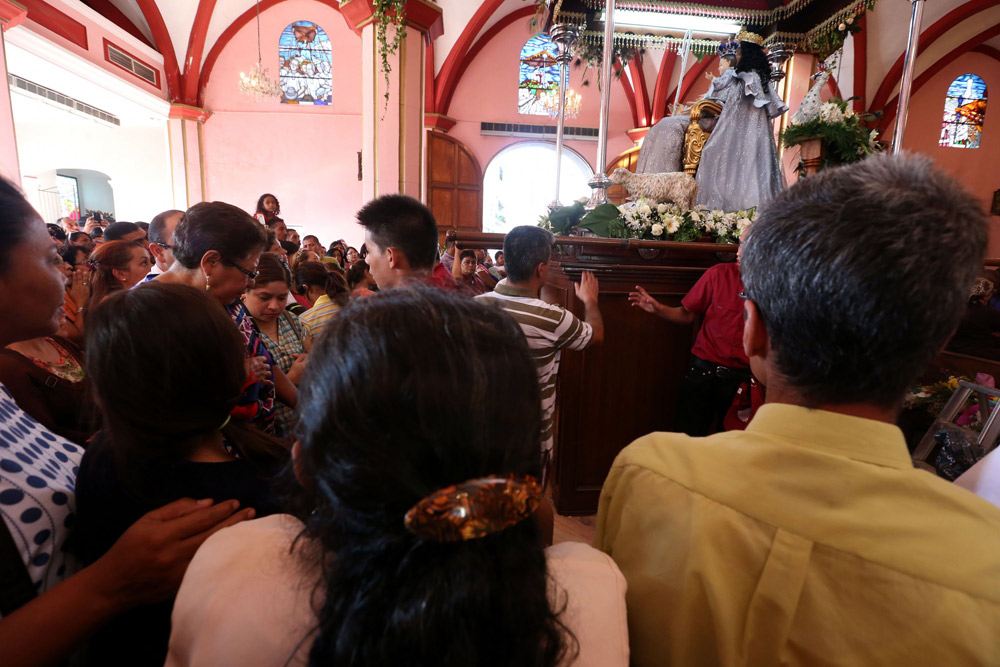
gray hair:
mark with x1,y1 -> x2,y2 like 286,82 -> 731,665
503,226 -> 554,283
740,153 -> 987,407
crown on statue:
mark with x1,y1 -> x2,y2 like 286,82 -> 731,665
717,39 -> 739,59
736,30 -> 764,46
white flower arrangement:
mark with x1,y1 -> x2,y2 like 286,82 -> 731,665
607,198 -> 756,244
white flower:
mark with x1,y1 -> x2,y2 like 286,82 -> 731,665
639,204 -> 652,217
666,217 -> 681,234
651,223 -> 664,236
868,128 -> 880,149
689,210 -> 701,222
617,205 -> 627,215
846,16 -> 854,24
838,22 -> 846,31
819,102 -> 844,123
737,217 -> 752,232
656,203 -> 668,214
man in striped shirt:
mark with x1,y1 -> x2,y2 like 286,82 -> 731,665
476,226 -> 604,482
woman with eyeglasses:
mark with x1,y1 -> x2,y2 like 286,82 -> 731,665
156,202 -> 297,434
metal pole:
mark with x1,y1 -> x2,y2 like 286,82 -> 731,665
892,0 -> 926,154
672,29 -> 693,112
549,24 -> 579,212
586,0 -> 616,210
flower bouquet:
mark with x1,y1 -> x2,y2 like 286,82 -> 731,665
781,97 -> 882,167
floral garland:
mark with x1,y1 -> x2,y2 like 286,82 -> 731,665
781,98 -> 882,167
374,0 -> 406,108
538,198 -> 755,244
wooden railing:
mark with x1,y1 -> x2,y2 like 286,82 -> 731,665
444,229 -> 738,254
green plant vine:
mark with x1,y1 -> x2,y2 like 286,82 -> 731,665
374,0 -> 406,109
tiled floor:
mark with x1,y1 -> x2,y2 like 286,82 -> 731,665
553,513 -> 596,545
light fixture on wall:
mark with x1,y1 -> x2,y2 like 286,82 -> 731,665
239,0 -> 281,100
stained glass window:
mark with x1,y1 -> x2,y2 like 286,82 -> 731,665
939,74 -> 987,149
279,21 -> 332,105
519,33 -> 563,116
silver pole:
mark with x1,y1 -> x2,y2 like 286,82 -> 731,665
586,0 -> 616,210
672,29 -> 693,112
549,24 -> 579,212
891,0 -> 926,154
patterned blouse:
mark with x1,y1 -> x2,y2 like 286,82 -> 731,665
258,311 -> 308,439
226,302 -> 276,434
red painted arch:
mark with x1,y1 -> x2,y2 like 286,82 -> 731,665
435,5 -> 536,117
628,57 -> 651,126
971,44 -> 1000,62
181,0 -> 218,105
135,0 -> 180,100
196,0 -> 344,108
651,49 -> 678,124
878,22 -> 1000,133
870,0 -> 999,114
615,59 -> 640,127
435,0 -> 508,115
85,0 -> 154,48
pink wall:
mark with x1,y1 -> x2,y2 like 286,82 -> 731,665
20,0 -> 166,100
447,19 -> 638,186
892,52 -> 1000,256
201,1 -> 364,246
0,30 -> 20,181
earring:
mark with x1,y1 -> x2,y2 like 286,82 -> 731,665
205,276 -> 211,292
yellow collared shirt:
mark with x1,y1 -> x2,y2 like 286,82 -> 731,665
595,404 -> 1000,666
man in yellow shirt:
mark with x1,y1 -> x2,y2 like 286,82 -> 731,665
595,153 -> 1000,666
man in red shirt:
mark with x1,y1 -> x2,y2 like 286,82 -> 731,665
630,257 -> 749,436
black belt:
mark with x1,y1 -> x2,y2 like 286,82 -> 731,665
691,356 -> 751,380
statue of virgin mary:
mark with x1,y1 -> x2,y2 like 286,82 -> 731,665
637,33 -> 787,212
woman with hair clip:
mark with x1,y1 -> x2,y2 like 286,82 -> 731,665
295,260 -> 350,336
166,287 -> 629,667
73,283 -> 289,666
242,253 -> 312,438
83,239 -> 150,316
694,31 -> 787,211
156,201 -> 299,434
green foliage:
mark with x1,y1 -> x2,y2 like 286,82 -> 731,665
578,203 -> 619,237
781,98 -> 882,166
374,0 -> 406,109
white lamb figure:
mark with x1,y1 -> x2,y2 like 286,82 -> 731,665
610,167 -> 698,211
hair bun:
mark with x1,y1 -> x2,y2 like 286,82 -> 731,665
404,474 -> 542,542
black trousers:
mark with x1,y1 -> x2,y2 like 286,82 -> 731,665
673,357 -> 750,437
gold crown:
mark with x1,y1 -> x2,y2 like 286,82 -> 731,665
736,30 -> 764,46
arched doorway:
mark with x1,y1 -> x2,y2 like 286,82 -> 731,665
482,142 -> 593,234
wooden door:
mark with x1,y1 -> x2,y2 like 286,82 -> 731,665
427,131 -> 483,233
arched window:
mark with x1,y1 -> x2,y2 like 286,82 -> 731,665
939,73 -> 987,149
279,21 -> 332,105
483,142 -> 593,234
519,33 -> 563,116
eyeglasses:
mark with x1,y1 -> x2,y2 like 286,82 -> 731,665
225,259 -> 259,281
738,292 -> 748,300
152,242 -> 173,249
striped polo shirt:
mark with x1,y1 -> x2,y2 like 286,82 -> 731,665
476,281 -> 593,454
298,294 -> 341,337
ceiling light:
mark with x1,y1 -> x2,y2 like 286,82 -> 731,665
601,11 -> 742,36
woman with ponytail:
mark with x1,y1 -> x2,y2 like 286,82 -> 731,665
82,239 -> 150,317
294,260 -> 350,337
166,287 -> 629,666
74,282 -> 288,666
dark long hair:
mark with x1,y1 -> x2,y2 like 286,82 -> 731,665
0,178 -> 35,274
255,193 -> 280,216
86,283 -> 286,486
289,286 -> 573,666
294,261 -> 350,307
737,41 -> 772,92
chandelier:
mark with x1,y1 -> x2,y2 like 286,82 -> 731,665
239,0 -> 281,100
541,88 -> 583,119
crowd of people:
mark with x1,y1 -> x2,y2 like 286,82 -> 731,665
1,152 -> 998,666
